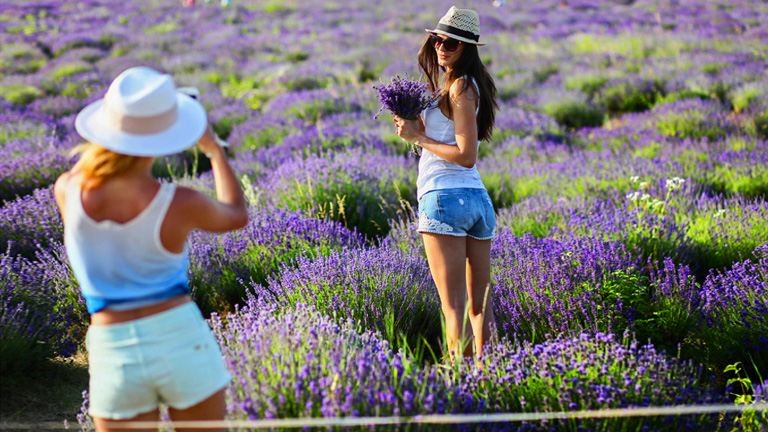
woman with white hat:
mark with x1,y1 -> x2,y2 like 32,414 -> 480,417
393,6 -> 499,363
54,66 -> 248,431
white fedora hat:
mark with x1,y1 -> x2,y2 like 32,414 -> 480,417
75,66 -> 207,157
425,6 -> 486,46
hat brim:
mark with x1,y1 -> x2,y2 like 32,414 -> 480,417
425,29 -> 486,46
75,93 -> 207,157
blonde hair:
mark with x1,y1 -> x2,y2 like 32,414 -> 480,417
70,143 -> 142,190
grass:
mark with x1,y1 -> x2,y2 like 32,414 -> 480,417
0,354 -> 88,425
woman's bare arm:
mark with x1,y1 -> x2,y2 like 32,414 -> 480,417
395,78 -> 479,168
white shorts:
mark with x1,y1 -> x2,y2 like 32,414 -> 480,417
86,302 -> 231,419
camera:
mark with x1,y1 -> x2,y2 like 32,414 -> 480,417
177,86 -> 230,149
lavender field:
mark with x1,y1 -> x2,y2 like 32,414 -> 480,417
1,0 -> 767,430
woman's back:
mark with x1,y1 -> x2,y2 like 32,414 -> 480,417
61,173 -> 190,314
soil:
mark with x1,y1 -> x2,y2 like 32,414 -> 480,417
1,353 -> 89,430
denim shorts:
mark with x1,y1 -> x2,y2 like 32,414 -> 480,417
417,188 -> 496,240
86,302 -> 231,419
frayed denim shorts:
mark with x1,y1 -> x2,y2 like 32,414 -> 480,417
417,188 -> 496,240
86,302 -> 231,419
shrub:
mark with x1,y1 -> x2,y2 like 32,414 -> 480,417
752,110 -> 768,139
0,187 -> 62,258
0,246 -> 87,372
211,301 -> 449,419
730,82 -> 765,113
50,62 -> 91,81
0,142 -> 71,203
455,332 -> 721,430
491,231 -> 639,343
654,100 -> 732,141
0,85 -> 42,105
685,198 -> 768,273
596,80 -> 662,116
564,73 -> 608,99
482,173 -> 542,209
262,150 -> 415,239
188,207 -> 365,315
258,245 -> 440,353
543,98 -> 604,129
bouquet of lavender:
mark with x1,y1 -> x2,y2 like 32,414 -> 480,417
373,76 -> 437,120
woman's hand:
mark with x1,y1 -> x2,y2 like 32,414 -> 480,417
393,115 -> 425,144
197,125 -> 223,158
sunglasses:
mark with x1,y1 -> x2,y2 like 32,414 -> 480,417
429,34 -> 462,52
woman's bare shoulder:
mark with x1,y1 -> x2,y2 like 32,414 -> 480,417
170,184 -> 207,207
449,77 -> 478,101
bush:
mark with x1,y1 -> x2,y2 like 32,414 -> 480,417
564,74 -> 608,99
543,98 -> 604,129
0,85 -> 42,105
212,301 -> 450,419
263,150 -> 415,239
0,187 -> 62,258
491,231 -> 639,343
455,332 -> 721,430
0,246 -> 87,371
211,301 -> 721,429
654,100 -> 731,141
596,80 -> 662,115
753,110 -> 768,139
189,208 -> 365,315
258,245 -> 440,353
684,198 -> 768,273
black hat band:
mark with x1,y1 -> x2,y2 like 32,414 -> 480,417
435,23 -> 479,42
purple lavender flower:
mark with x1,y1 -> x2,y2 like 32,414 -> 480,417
373,76 -> 436,120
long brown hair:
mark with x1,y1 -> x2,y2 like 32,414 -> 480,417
70,143 -> 141,190
418,35 -> 498,141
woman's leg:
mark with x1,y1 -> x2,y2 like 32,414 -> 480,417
422,233 -> 473,360
94,409 -> 160,432
466,236 -> 495,359
168,388 -> 227,432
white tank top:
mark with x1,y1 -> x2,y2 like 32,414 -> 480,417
416,77 -> 486,199
64,181 -> 190,313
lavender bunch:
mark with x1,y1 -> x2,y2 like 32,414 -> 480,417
373,76 -> 436,121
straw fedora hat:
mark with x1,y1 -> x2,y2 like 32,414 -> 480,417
425,6 -> 486,46
75,66 -> 207,157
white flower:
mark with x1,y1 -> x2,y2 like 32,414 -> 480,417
626,192 -> 640,203
665,177 -> 685,191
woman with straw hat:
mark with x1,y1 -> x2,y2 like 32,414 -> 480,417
393,6 -> 499,363
54,66 -> 247,431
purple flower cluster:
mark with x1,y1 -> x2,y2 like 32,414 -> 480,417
210,300 -> 451,419
258,149 -> 416,238
0,187 -> 62,257
491,230 -> 640,341
257,244 -> 440,350
373,76 -> 437,120
0,244 -> 86,359
212,301 -> 720,428
188,206 -> 365,313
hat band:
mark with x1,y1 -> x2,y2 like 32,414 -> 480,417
105,103 -> 179,135
435,23 -> 479,42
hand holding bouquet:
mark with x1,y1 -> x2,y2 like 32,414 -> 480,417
374,76 -> 437,156
373,75 -> 437,120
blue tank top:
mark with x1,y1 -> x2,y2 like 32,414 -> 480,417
63,181 -> 190,314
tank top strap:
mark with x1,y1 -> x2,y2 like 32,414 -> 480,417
146,183 -> 177,224
68,180 -> 176,227
66,177 -> 83,216
462,75 -> 480,115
